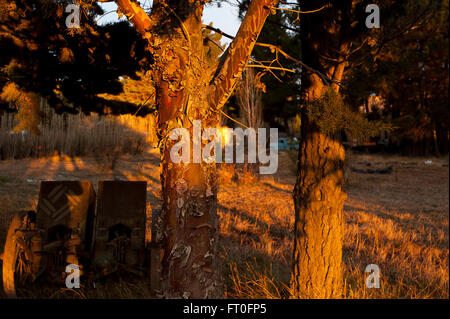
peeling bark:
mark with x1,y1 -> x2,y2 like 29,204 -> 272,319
112,0 -> 279,298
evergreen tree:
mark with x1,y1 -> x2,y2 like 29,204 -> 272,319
0,0 -> 151,116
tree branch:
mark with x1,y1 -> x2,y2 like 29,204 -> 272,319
255,43 -> 344,88
270,5 -> 326,15
206,37 -> 225,52
203,22 -> 343,89
113,0 -> 155,42
208,0 -> 279,110
246,64 -> 295,73
202,24 -> 234,40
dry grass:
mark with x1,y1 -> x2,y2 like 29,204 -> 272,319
0,105 -> 157,160
14,275 -> 153,299
219,153 -> 449,299
0,149 -> 448,299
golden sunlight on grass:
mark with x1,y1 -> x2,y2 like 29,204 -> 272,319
0,149 -> 448,298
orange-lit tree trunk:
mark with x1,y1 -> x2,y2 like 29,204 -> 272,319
291,78 -> 347,298
112,0 -> 279,298
291,3 -> 349,298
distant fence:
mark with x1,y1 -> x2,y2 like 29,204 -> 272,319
0,100 -> 158,160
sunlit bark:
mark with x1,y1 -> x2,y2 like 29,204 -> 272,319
291,76 -> 347,299
291,115 -> 346,298
291,8 -> 349,298
112,0 -> 279,298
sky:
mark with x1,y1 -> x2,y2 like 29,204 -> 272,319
97,1 -> 242,45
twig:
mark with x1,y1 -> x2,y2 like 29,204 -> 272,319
160,3 -> 191,47
270,5 -> 326,14
205,37 -> 225,52
202,24 -> 234,40
134,95 -> 152,116
255,43 -> 345,88
246,64 -> 295,73
220,110 -> 249,129
203,25 -> 343,88
250,58 -> 283,82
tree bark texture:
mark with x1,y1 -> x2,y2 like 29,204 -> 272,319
291,116 -> 347,298
291,1 -> 349,299
113,0 -> 279,298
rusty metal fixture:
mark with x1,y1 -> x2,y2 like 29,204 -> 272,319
2,210 -> 37,298
92,181 -> 147,274
35,181 -> 96,280
36,181 -> 96,250
1,180 -> 154,298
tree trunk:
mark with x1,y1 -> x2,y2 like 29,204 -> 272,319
112,0 -> 279,298
291,75 -> 347,298
290,6 -> 349,295
149,3 -> 223,298
291,110 -> 346,298
157,145 -> 222,298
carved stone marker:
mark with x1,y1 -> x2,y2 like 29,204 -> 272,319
93,181 -> 147,270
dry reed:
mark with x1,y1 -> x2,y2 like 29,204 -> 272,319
0,102 -> 157,160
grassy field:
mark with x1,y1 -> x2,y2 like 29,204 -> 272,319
0,147 -> 448,298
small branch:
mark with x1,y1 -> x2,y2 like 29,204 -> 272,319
206,37 -> 225,52
266,18 -> 300,33
94,10 -> 117,23
160,2 -> 191,47
250,58 -> 284,82
254,42 -> 345,88
208,0 -> 280,110
220,109 -> 249,129
316,52 -> 340,63
202,24 -> 234,40
270,5 -> 326,14
347,38 -> 368,57
246,64 -> 295,73
113,0 -> 155,43
203,22 -> 343,88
